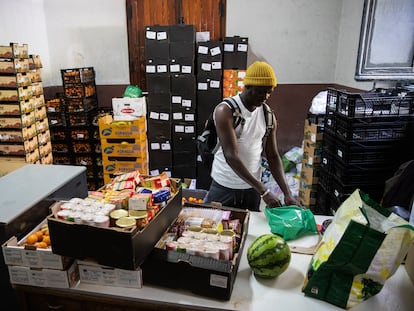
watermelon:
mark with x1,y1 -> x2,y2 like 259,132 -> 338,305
247,234 -> 291,278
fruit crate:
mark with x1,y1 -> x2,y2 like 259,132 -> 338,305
61,67 -> 95,84
64,97 -> 97,113
63,82 -> 96,98
326,87 -> 414,117
66,108 -> 98,127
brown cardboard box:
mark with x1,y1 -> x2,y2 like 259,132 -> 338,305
405,243 -> 414,285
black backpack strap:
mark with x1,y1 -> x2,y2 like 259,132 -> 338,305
262,103 -> 274,137
223,97 -> 243,127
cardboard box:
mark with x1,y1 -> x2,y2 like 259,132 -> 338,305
98,115 -> 146,139
2,234 -> 72,270
8,260 -> 79,288
300,162 -> 319,185
142,203 -> 250,300
78,259 -> 142,288
405,243 -> 414,285
47,182 -> 182,270
112,97 -> 147,121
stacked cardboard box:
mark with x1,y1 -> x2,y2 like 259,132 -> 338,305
98,115 -> 148,184
0,43 -> 52,176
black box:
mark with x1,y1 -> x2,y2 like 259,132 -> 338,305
142,203 -> 250,300
172,105 -> 196,123
173,150 -> 197,166
170,41 -> 195,59
172,164 -> 197,179
145,41 -> 170,60
48,181 -> 182,270
223,36 -> 248,70
147,93 -> 171,110
172,92 -> 196,112
173,132 -> 196,152
147,119 -> 172,141
170,58 -> 195,75
145,25 -> 170,42
148,140 -> 173,168
146,74 -> 171,94
146,59 -> 170,75
171,74 -> 196,96
169,24 -> 196,42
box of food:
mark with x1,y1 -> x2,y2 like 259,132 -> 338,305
8,260 -> 78,288
78,259 -> 142,288
98,115 -> 146,139
47,179 -> 182,270
141,203 -> 250,300
2,220 -> 73,270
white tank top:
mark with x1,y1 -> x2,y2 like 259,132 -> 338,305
211,94 -> 266,189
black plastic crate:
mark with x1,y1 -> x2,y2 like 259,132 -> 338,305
64,97 -> 97,113
323,131 -> 404,164
61,67 -> 95,84
326,87 -> 414,117
45,98 -> 64,113
63,82 -> 96,98
47,112 -> 67,127
66,109 -> 99,127
325,112 -> 413,142
329,153 -> 397,186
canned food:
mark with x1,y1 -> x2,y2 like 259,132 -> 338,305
115,216 -> 136,229
129,210 -> 148,229
109,209 -> 128,226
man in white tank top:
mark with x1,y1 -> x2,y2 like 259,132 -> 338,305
204,61 -> 298,211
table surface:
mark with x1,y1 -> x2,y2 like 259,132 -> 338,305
65,212 -> 414,311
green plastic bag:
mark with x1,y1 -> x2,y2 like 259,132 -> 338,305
123,85 -> 142,98
264,205 -> 318,241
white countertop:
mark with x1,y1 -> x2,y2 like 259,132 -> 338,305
72,212 -> 414,311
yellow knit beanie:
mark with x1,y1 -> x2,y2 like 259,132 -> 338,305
243,61 -> 277,87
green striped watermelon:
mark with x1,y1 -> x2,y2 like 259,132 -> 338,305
247,234 -> 291,278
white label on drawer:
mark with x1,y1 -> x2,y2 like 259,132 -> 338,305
198,46 -> 208,55
337,149 -> 343,158
210,274 -> 228,289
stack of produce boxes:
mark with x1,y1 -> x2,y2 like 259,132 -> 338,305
0,42 -> 52,175
298,113 -> 324,213
98,114 -> 148,184
317,87 -> 414,215
2,220 -> 78,289
47,67 -> 103,190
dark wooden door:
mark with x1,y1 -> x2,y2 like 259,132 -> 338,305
126,0 -> 226,89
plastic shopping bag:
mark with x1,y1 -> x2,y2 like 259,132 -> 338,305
302,189 -> 414,309
264,205 -> 318,241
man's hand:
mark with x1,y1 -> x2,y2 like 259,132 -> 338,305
263,191 -> 282,208
284,194 -> 300,207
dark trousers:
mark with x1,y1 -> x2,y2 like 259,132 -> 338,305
204,180 -> 261,211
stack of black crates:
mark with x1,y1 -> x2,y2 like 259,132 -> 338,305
195,39 -> 224,189
47,67 -> 103,190
317,87 -> 414,215
145,25 -> 197,180
195,36 -> 248,189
